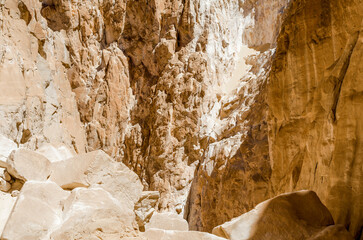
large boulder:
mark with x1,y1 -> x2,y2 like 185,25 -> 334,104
307,225 -> 355,240
143,229 -> 226,240
49,150 -> 143,206
0,135 -> 17,165
50,187 -> 139,239
135,191 -> 160,231
5,149 -> 51,181
145,212 -> 189,231
35,143 -> 74,162
212,190 -> 353,240
1,181 -> 70,240
0,192 -> 16,235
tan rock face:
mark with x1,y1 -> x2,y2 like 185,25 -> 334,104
0,0 -> 86,153
0,0 -> 362,239
145,212 -> 189,231
142,228 -> 226,240
135,191 -> 160,231
1,181 -> 70,240
268,0 -> 363,238
49,150 -> 143,206
0,192 -> 16,235
6,148 -> 51,182
212,190 -> 352,240
50,187 -> 139,240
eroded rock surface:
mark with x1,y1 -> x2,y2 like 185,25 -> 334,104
212,190 -> 352,240
0,0 -> 362,239
268,0 -> 363,238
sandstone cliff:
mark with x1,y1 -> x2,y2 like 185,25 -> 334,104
0,0 -> 362,239
268,0 -> 363,238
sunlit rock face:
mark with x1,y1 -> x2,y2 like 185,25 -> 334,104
185,0 -> 290,232
268,0 -> 363,238
0,0 -> 362,239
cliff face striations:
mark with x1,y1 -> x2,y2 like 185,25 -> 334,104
268,0 -> 363,238
0,0 -> 362,239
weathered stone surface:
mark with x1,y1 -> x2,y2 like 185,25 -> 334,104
36,143 -> 74,162
0,192 -> 16,235
308,225 -> 354,240
0,0 -> 86,153
0,178 -> 11,192
212,191 -> 349,240
145,212 -> 189,231
0,135 -> 17,164
268,0 -> 363,238
6,148 -> 51,182
143,229 -> 226,240
50,187 -> 139,240
0,0 -> 362,239
1,181 -> 69,240
49,150 -> 143,206
135,191 -> 160,231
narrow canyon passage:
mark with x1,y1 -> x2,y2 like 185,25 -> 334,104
0,0 -> 362,239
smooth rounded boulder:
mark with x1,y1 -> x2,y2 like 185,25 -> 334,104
5,149 -> 51,182
212,190 -> 353,240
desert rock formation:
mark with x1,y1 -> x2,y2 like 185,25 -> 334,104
0,0 -> 362,239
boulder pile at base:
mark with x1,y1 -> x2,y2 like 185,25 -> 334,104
0,136 -> 353,239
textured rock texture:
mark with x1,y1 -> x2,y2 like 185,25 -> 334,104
268,0 -> 363,238
0,0 -> 362,239
212,190 -> 353,240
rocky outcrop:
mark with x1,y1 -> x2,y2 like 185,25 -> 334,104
145,212 -> 189,231
212,190 -> 353,240
268,0 -> 363,238
142,229 -> 226,240
49,150 -> 143,206
0,0 -> 362,239
0,0 -> 86,153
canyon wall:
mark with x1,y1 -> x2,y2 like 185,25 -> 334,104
268,0 -> 363,238
0,0 -> 362,239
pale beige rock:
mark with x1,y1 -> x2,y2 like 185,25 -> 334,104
3,171 -> 11,182
1,181 -> 70,240
0,135 -> 17,165
268,0 -> 363,238
36,143 -> 74,162
0,192 -> 16,235
142,229 -> 226,240
0,0 -> 86,154
6,148 -> 51,182
49,150 -> 143,206
145,212 -> 189,231
50,187 -> 139,240
135,191 -> 160,231
212,191 -> 349,240
0,178 -> 11,192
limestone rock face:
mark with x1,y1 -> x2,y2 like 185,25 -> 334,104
0,0 -> 362,239
212,190 -> 352,240
0,192 -> 16,235
268,0 -> 363,238
0,135 -> 17,163
35,143 -> 75,162
143,229 -> 226,240
6,148 -> 51,182
1,181 -> 70,240
145,212 -> 189,231
0,0 -> 87,153
49,150 -> 143,206
135,191 -> 160,231
50,187 -> 139,240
